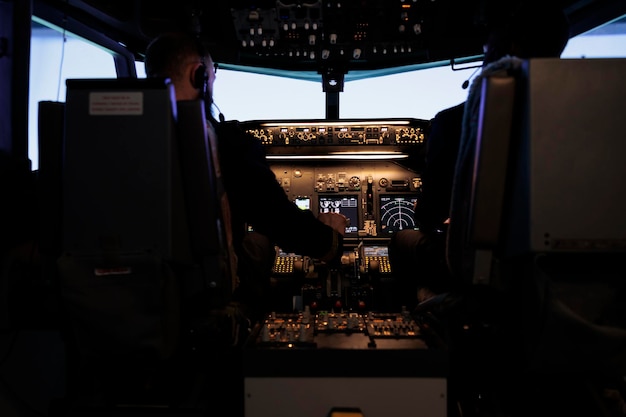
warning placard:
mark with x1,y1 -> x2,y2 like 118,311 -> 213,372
89,92 -> 144,115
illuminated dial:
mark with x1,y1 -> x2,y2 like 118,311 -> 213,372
349,176 -> 360,189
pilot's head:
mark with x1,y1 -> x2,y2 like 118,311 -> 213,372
145,31 -> 216,109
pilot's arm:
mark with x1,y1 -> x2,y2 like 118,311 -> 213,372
217,122 -> 344,262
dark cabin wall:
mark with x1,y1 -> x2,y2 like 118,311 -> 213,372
1,2 -> 67,417
1,0 -> 38,256
0,0 -> 31,162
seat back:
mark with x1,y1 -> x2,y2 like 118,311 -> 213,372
446,58 -> 519,287
447,57 -> 626,371
60,78 -> 182,359
449,57 -> 626,286
38,100 -> 66,259
58,78 -> 237,406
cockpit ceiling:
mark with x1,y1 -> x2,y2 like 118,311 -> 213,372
33,0 -> 626,78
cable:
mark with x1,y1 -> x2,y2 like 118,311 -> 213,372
55,20 -> 68,102
211,102 -> 225,122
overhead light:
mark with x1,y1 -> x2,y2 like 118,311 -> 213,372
258,120 -> 412,127
266,151 -> 408,160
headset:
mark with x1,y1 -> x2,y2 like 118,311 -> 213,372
193,62 -> 208,93
192,35 -> 209,95
192,36 -> 225,122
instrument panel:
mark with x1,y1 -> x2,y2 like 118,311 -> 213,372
244,119 -> 428,310
242,117 -> 428,239
270,162 -> 420,237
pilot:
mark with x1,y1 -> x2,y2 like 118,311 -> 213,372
388,2 -> 571,306
144,31 -> 348,319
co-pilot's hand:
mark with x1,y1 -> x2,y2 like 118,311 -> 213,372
317,212 -> 348,236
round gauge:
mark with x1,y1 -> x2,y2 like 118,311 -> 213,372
349,176 -> 360,188
379,178 -> 389,187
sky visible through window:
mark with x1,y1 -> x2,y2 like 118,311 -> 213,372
28,24 -> 626,170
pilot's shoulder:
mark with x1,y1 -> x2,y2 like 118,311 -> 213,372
434,102 -> 465,121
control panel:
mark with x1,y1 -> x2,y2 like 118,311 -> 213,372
252,309 -> 424,350
243,308 -> 448,417
361,245 -> 391,274
242,118 -> 426,147
272,252 -> 301,275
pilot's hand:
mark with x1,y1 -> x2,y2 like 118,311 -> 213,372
317,212 -> 348,236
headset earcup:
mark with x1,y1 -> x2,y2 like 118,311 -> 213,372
193,64 -> 208,91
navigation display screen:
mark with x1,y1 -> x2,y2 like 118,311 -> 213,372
379,194 -> 418,234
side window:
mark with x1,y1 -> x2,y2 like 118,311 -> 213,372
29,21 -> 117,170
562,16 -> 626,58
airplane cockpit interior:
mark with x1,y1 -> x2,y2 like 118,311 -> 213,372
2,1 -> 626,417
